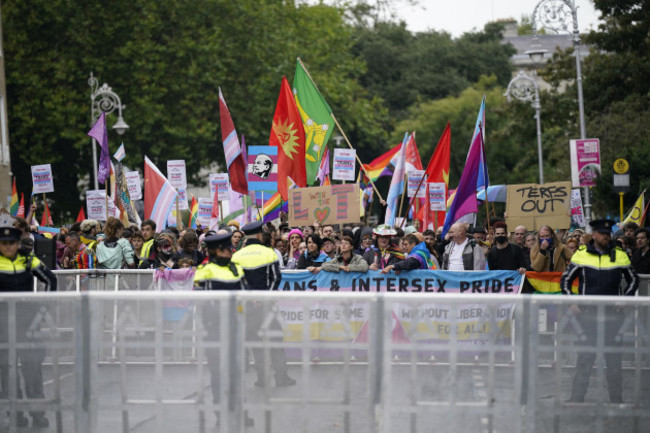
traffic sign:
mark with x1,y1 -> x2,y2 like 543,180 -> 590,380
613,158 -> 629,174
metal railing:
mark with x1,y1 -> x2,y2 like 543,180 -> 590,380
0,291 -> 649,433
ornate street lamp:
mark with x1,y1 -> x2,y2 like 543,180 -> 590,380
505,71 -> 544,184
89,72 -> 129,189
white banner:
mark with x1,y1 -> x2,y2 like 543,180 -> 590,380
125,171 -> 142,200
428,182 -> 446,211
197,198 -> 213,227
332,148 -> 356,181
31,164 -> 54,194
209,173 -> 229,201
167,160 -> 187,189
85,190 -> 118,220
407,170 -> 426,198
570,189 -> 586,228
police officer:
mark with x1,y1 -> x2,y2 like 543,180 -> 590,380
0,215 -> 57,428
193,231 -> 253,426
561,219 -> 639,403
232,221 -> 295,387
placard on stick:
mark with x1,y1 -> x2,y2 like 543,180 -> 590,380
505,182 -> 571,230
288,185 -> 360,227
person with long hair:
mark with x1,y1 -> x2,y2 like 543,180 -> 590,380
530,225 -> 573,272
364,225 -> 404,271
95,217 -> 136,269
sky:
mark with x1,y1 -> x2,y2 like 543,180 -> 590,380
395,0 -> 601,37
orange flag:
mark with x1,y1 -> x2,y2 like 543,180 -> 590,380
269,76 -> 306,200
76,207 -> 86,223
417,122 -> 451,230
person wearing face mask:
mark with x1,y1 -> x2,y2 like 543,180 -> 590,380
486,222 -> 527,274
530,225 -> 573,272
138,234 -> 180,270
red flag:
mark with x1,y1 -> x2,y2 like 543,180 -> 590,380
219,88 -> 248,195
17,193 -> 25,218
40,200 -> 53,227
417,122 -> 451,230
76,207 -> 86,223
269,76 -> 306,200
405,133 -> 423,172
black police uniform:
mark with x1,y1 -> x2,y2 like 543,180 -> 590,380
232,221 -> 294,387
560,219 -> 639,403
0,223 -> 57,428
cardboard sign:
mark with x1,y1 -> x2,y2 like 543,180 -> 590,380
209,173 -> 229,201
506,182 -> 571,230
247,146 -> 278,192
166,160 -> 187,189
570,138 -> 600,187
125,171 -> 142,200
288,185 -> 360,226
570,189 -> 586,228
407,170 -> 426,198
428,182 -> 447,211
197,198 -> 213,227
332,148 -> 356,181
31,164 -> 54,194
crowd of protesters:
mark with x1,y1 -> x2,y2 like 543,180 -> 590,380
9,200 -> 649,277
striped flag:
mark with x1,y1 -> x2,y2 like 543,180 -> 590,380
218,88 -> 248,195
144,156 -> 178,229
10,178 -> 19,216
384,133 -> 409,226
16,193 -> 25,218
189,194 -> 199,229
317,147 -> 330,186
113,143 -> 126,162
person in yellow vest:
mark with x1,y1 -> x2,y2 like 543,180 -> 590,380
139,219 -> 157,262
0,215 -> 57,428
561,219 -> 639,404
194,231 -> 253,427
232,221 -> 295,388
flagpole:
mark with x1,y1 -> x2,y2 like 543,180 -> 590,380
297,57 -> 385,205
105,183 -> 109,222
41,194 -> 46,226
397,173 -> 407,226
176,200 -> 182,229
399,170 -> 428,229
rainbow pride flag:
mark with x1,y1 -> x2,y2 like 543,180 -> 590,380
10,178 -> 19,216
255,191 -> 288,223
361,144 -> 401,186
526,272 -> 578,295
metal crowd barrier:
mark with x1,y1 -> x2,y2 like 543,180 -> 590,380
0,290 -> 649,433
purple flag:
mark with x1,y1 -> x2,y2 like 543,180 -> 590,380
441,129 -> 483,237
88,112 -> 110,185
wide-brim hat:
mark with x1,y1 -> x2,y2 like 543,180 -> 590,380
373,224 -> 396,237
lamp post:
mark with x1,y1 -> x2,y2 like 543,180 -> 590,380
528,0 -> 591,222
88,72 -> 129,190
505,71 -> 544,184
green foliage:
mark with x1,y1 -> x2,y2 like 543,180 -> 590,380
351,21 -> 515,119
4,0 -> 388,221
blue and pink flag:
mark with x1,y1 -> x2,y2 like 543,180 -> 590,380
88,112 -> 110,185
384,133 -> 409,227
471,96 -> 489,193
144,156 -> 178,230
442,127 -> 484,237
113,142 -> 126,162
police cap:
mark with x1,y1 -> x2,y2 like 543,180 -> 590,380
589,219 -> 616,234
203,232 -> 233,249
0,214 -> 21,241
241,220 -> 264,236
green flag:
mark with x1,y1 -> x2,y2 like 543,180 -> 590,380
293,59 -> 335,185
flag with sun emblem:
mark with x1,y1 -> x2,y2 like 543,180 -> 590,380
270,76 -> 306,200
293,59 -> 335,186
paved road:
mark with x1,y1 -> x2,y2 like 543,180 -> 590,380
2,361 -> 648,433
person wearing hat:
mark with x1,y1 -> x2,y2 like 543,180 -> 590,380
193,231 -> 253,426
0,214 -> 57,428
364,225 -> 404,271
231,221 -> 296,388
284,228 -> 304,269
561,219 -> 639,404
79,219 -> 100,250
321,236 -> 337,260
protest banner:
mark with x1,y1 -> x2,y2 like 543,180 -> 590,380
31,164 -> 54,194
167,160 -> 189,210
428,182 -> 446,211
125,171 -> 142,200
505,181 -> 571,230
570,189 -> 586,228
570,138 -> 600,187
407,170 -> 426,198
288,184 -> 360,226
86,190 -> 117,220
277,270 -> 523,350
209,173 -> 229,201
247,145 -> 278,192
197,198 -> 213,226
332,148 -> 356,181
